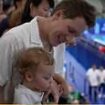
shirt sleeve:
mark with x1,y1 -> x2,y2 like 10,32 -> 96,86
0,32 -> 17,86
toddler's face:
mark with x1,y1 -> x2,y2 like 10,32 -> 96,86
32,63 -> 54,92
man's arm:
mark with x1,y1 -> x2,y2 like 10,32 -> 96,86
53,73 -> 73,97
0,32 -> 17,103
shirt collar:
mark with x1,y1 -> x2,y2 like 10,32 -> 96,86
18,84 -> 44,98
30,16 -> 43,47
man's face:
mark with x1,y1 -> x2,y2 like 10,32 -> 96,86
48,17 -> 87,47
31,63 -> 54,92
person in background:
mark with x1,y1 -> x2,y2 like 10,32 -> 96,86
0,0 -> 54,36
0,0 -> 96,103
21,0 -> 54,24
86,64 -> 100,103
0,0 -> 26,35
0,0 -> 6,22
0,0 -> 8,36
98,66 -> 105,97
8,0 -> 26,28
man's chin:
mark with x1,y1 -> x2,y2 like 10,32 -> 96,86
51,43 -> 57,47
52,42 -> 60,47
53,44 -> 59,47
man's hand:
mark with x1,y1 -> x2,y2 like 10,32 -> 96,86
50,79 -> 62,103
53,73 -> 73,97
42,79 -> 62,104
42,74 -> 74,104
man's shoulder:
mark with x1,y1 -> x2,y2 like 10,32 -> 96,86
10,22 -> 30,34
8,17 -> 37,37
2,23 -> 30,39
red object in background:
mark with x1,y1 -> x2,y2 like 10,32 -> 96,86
99,46 -> 105,53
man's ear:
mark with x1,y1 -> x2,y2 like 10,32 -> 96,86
52,10 -> 64,20
25,71 -> 33,82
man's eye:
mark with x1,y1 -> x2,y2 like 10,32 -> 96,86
69,29 -> 75,33
68,27 -> 78,35
44,77 -> 49,80
44,8 -> 48,11
69,29 -> 79,37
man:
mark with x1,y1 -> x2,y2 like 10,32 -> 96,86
0,0 -> 96,103
98,66 -> 105,97
86,64 -> 100,103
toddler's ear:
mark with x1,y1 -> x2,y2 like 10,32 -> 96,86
25,71 -> 33,82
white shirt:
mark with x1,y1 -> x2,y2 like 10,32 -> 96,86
14,84 -> 44,104
0,16 -> 65,86
0,17 -> 43,87
54,43 -> 65,78
86,68 -> 100,86
0,17 -> 65,101
98,70 -> 105,84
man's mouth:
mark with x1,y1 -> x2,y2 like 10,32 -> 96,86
57,36 -> 65,44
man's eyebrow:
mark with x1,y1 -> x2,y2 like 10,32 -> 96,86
68,26 -> 81,37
